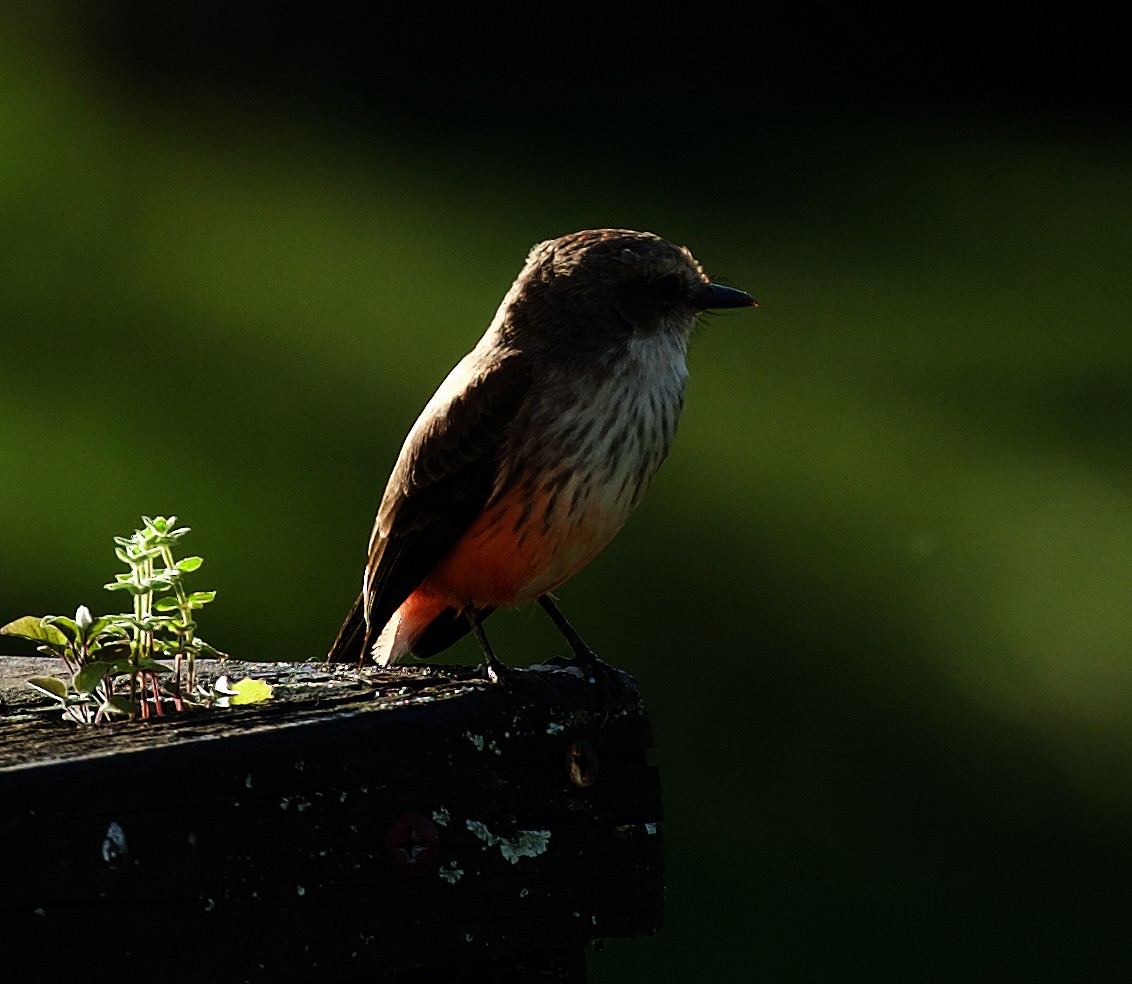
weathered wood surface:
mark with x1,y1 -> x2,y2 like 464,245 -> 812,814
0,658 -> 663,982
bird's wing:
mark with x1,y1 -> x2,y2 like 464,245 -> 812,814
329,349 -> 531,662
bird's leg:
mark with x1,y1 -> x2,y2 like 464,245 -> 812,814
537,595 -> 626,712
465,607 -> 508,685
537,595 -> 598,667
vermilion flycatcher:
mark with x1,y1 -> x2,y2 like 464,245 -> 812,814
330,228 -> 756,678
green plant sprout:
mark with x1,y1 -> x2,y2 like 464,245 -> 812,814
1,516 -> 228,723
105,515 -> 221,700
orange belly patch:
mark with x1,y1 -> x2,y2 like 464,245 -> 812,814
426,486 -> 585,606
377,476 -> 638,664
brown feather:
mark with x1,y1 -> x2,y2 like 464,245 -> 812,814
328,350 -> 531,662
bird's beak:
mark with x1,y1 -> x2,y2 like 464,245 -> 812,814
695,282 -> 758,311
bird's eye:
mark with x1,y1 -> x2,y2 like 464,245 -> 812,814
651,275 -> 683,304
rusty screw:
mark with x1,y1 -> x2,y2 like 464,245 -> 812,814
383,813 -> 440,875
566,738 -> 599,788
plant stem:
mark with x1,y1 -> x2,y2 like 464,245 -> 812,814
159,544 -> 197,692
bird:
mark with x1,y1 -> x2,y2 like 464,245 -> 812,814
329,228 -> 756,680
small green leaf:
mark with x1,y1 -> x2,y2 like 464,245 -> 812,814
104,696 -> 139,716
230,677 -> 273,705
92,643 -> 132,663
186,590 -> 217,607
41,615 -> 80,639
26,676 -> 69,701
192,638 -> 229,659
158,618 -> 196,635
74,662 -> 113,694
154,597 -> 181,611
176,556 -> 203,572
104,580 -> 146,595
101,613 -> 138,627
88,616 -> 124,637
109,614 -> 151,631
2,617 -> 69,647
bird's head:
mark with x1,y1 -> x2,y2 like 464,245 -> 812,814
498,229 -> 756,356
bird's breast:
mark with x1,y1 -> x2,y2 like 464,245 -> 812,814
529,329 -> 689,509
423,331 -> 689,609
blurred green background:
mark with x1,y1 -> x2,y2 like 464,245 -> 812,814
3,3 -> 1131,980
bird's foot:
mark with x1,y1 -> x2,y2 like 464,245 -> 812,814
477,655 -> 510,686
545,646 -> 598,675
547,649 -> 628,711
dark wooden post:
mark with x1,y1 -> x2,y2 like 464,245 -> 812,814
0,659 -> 663,982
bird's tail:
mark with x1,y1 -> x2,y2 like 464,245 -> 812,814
329,591 -> 446,666
327,593 -> 369,664
410,606 -> 489,658
328,595 -> 493,666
